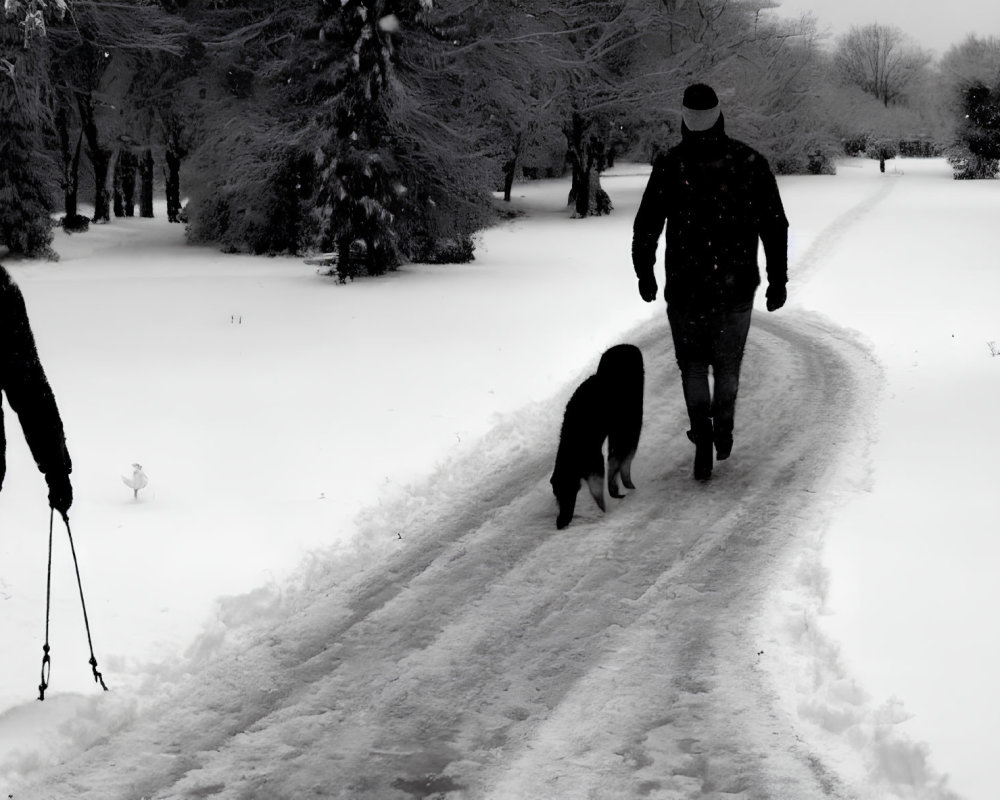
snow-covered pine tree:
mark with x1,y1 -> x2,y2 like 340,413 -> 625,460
311,0 -> 417,278
1,0 -> 63,257
381,5 -> 503,265
181,0 -> 500,262
954,82 -> 1000,178
937,36 -> 1000,179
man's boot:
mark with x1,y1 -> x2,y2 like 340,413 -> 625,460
714,432 -> 733,461
687,425 -> 714,481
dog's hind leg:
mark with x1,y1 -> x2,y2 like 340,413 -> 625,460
607,455 -> 625,498
619,448 -> 637,490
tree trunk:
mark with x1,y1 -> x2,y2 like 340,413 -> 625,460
564,113 -> 612,218
91,149 -> 112,223
56,108 -> 83,221
113,151 -> 125,217
139,149 -> 155,218
78,99 -> 112,223
502,158 -> 517,203
69,133 -> 83,218
335,235 -> 357,282
117,151 -> 137,217
165,149 -> 181,223
567,156 -> 589,217
501,132 -> 523,202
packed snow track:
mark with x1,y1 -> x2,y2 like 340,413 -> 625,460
19,309 -> 873,800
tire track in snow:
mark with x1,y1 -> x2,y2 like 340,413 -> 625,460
20,175 -> 889,800
477,313 -> 875,800
20,310 -> 875,800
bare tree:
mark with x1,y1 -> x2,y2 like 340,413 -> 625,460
46,0 -> 188,223
834,23 -> 930,107
397,1 -> 570,203
938,34 -> 1000,110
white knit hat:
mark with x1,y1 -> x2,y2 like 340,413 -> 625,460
682,83 -> 721,132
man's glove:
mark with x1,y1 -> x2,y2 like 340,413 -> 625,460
766,283 -> 787,312
638,275 -> 658,303
46,472 -> 73,518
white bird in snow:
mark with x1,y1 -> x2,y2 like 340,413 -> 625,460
122,463 -> 148,499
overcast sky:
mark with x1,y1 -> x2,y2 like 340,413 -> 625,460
771,0 -> 1000,56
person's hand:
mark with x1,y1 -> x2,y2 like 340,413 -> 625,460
638,275 -> 658,303
46,472 -> 73,518
766,283 -> 787,312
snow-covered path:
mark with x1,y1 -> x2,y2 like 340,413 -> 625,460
8,158 -> 987,799
14,304 -> 875,799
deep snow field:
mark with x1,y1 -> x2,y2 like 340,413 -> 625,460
0,157 -> 997,798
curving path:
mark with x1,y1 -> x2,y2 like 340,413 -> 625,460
20,308 -> 877,800
18,175 -> 895,800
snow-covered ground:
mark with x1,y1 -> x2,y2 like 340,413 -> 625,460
0,158 -> 995,798
793,159 -> 1000,799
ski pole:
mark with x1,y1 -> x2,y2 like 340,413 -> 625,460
38,508 -> 109,700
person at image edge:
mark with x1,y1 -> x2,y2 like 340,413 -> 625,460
0,263 -> 73,516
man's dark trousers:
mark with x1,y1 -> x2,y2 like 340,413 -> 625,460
666,303 -> 753,452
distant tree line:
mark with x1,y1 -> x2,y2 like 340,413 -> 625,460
2,2 -> 999,270
825,24 -> 1000,178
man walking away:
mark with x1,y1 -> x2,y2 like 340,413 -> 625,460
0,263 -> 73,515
632,83 -> 788,481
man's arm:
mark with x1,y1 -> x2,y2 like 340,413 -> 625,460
632,156 -> 670,301
0,272 -> 73,489
755,161 -> 789,310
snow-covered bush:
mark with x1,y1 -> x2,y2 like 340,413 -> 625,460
936,36 -> 1000,179
186,145 -> 317,255
950,82 -> 1000,179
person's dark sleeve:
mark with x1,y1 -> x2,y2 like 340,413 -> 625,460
632,156 -> 670,282
756,159 -> 789,288
0,276 -> 72,480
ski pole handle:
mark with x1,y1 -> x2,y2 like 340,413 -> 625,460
38,644 -> 51,701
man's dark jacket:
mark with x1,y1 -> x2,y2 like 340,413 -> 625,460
0,265 -> 72,492
632,120 -> 788,312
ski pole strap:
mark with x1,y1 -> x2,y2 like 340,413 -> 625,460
38,509 -> 55,701
90,656 -> 108,691
60,512 -> 109,694
37,510 -> 109,699
38,644 -> 50,701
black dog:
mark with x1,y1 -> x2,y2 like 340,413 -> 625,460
550,344 -> 644,529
